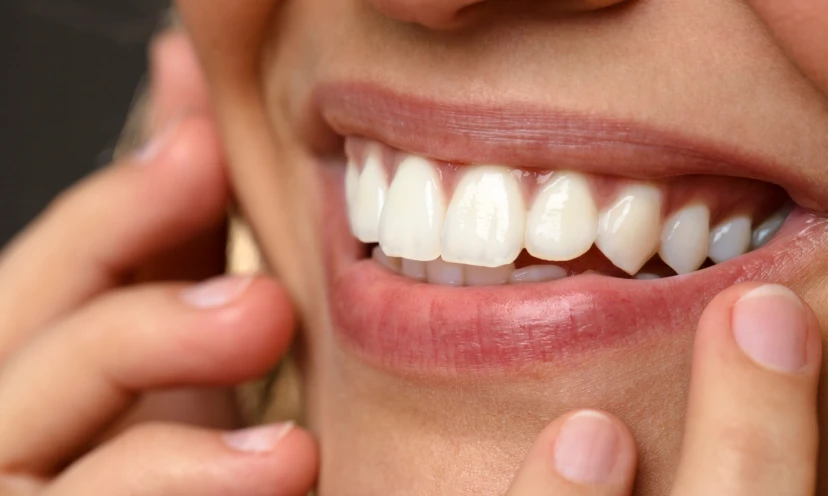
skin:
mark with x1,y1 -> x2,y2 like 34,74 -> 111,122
0,1 -> 827,494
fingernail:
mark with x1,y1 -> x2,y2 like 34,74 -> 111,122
733,284 -> 808,372
223,422 -> 295,454
135,113 -> 187,163
554,411 -> 620,484
181,276 -> 254,309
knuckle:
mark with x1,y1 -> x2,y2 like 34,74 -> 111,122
715,424 -> 786,482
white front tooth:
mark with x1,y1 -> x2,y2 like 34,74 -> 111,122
465,264 -> 515,286
372,246 -> 402,273
379,156 -> 446,261
659,204 -> 710,275
350,147 -> 388,243
509,265 -> 568,284
401,259 -> 427,281
526,172 -> 598,262
708,216 -> 751,264
596,185 -> 663,275
442,166 -> 526,267
426,258 -> 465,286
751,205 -> 792,249
345,158 -> 360,212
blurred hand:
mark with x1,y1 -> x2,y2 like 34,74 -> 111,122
0,32 -> 317,495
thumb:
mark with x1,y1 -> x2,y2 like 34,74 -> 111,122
506,410 -> 637,496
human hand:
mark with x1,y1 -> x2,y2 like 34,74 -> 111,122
505,282 -> 820,495
0,33 -> 317,495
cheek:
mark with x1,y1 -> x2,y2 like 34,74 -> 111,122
746,0 -> 828,92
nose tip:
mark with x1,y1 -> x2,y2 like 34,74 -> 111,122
367,0 -> 630,30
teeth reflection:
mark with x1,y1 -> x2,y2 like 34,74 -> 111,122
509,265 -> 568,284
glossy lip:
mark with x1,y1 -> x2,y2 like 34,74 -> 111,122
312,83 -> 828,373
330,209 -> 828,373
313,83 -> 821,208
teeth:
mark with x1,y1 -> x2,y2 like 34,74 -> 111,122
659,204 -> 710,275
465,264 -> 515,286
350,147 -> 388,243
635,273 -> 662,280
708,216 -> 752,264
525,172 -> 598,262
372,246 -> 402,273
751,205 -> 791,249
442,166 -> 526,268
509,265 -> 568,284
596,185 -> 663,275
345,159 -> 360,212
401,258 -> 427,281
426,258 -> 465,286
379,156 -> 446,261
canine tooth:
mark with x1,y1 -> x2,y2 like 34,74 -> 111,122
426,258 -> 465,286
401,259 -> 427,281
659,204 -> 710,275
509,265 -> 568,284
442,166 -> 526,267
596,185 -> 662,275
345,159 -> 360,211
465,264 -> 515,286
708,216 -> 752,264
379,156 -> 446,261
372,246 -> 401,273
751,206 -> 791,249
350,147 -> 388,243
526,172 -> 598,262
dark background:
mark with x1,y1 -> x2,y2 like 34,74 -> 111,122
1,0 -> 168,245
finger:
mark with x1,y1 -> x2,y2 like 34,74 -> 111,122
0,114 -> 228,359
0,277 -> 293,474
45,422 -> 317,496
148,32 -> 212,133
672,283 -> 821,496
506,410 -> 636,496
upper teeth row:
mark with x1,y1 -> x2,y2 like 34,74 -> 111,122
346,144 -> 788,275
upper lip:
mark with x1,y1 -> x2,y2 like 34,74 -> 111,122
312,82 -> 823,208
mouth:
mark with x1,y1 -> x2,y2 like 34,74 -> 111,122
311,84 -> 828,373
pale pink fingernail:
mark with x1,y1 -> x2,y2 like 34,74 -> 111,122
223,422 -> 295,454
733,284 -> 807,372
181,276 -> 254,309
135,113 -> 187,163
553,411 -> 620,484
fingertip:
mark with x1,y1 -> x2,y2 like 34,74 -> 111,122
149,31 -> 211,131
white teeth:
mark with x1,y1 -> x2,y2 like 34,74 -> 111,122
508,265 -> 568,284
465,264 -> 515,286
442,166 -> 526,268
379,156 -> 446,261
372,246 -> 402,273
708,216 -> 752,264
596,185 -> 663,275
659,204 -> 710,275
525,172 -> 598,262
426,258 -> 465,286
350,147 -> 388,243
401,258 -> 427,281
751,206 -> 791,249
345,159 -> 360,212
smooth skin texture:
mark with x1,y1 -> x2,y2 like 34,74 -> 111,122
1,5 -> 827,495
172,0 -> 828,494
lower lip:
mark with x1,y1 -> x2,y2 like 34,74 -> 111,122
330,209 -> 827,373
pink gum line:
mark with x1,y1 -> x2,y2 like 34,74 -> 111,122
345,136 -> 788,226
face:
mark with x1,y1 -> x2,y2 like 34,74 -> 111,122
176,1 -> 828,494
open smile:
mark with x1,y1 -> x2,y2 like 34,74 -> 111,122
310,84 -> 828,373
